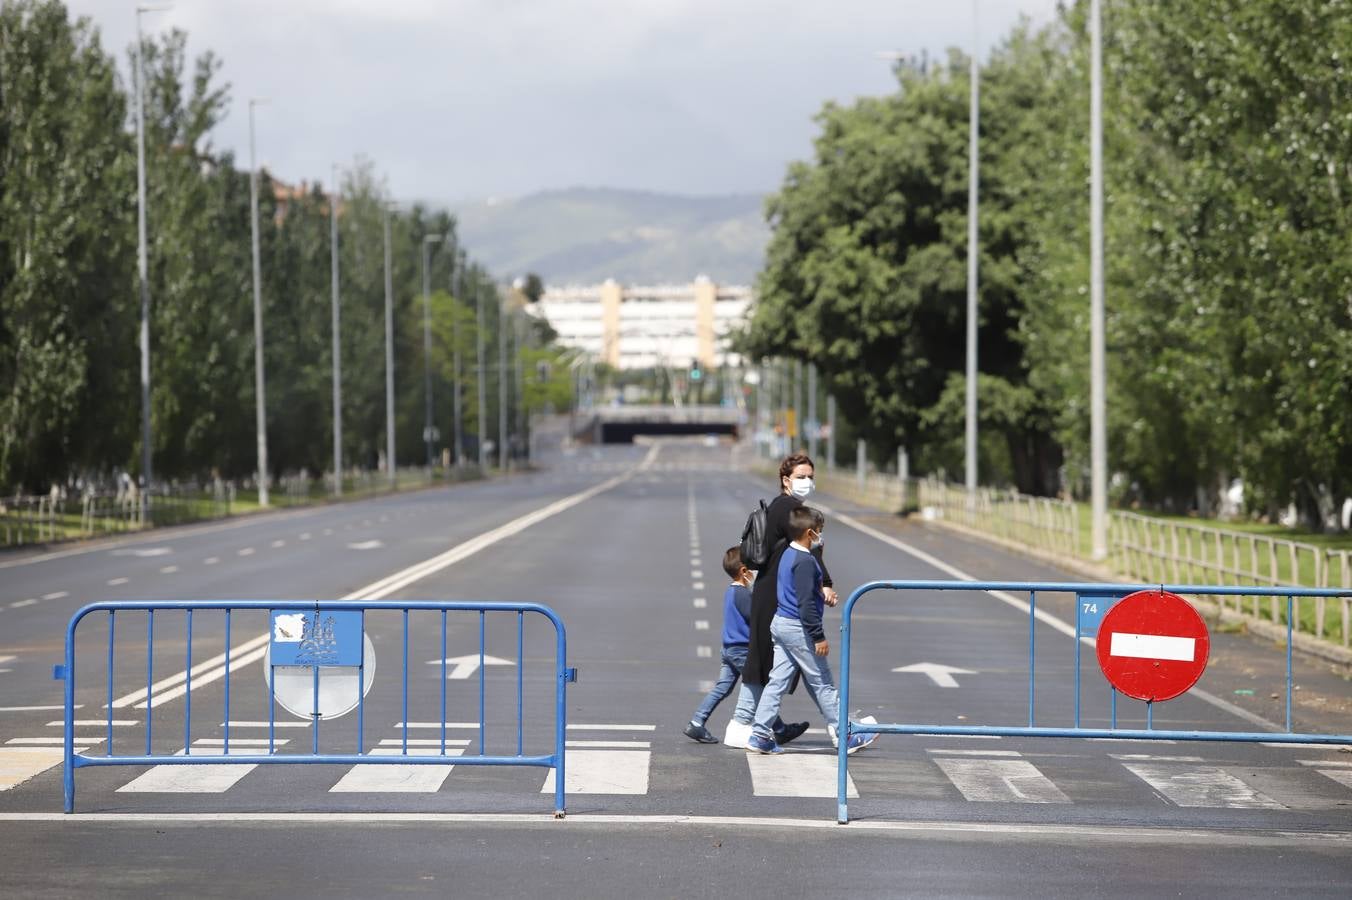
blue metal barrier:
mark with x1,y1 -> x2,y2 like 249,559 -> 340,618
835,580 -> 1352,824
55,600 -> 577,815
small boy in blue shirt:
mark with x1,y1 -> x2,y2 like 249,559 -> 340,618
684,547 -> 807,745
748,507 -> 877,754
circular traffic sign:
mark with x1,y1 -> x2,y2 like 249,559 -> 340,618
1096,590 -> 1210,702
264,632 -> 376,720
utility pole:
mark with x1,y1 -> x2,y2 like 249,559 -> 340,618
475,277 -> 487,470
330,165 -> 342,496
1089,0 -> 1108,560
383,203 -> 396,487
451,249 -> 466,468
965,0 -> 980,494
134,5 -> 170,518
421,233 -> 445,470
248,98 -> 270,507
807,363 -> 819,460
498,292 -> 509,471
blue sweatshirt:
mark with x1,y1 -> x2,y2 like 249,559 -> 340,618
721,583 -> 752,647
775,543 -> 825,642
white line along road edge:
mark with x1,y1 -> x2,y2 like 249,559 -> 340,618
112,445 -> 660,710
816,503 -> 1283,733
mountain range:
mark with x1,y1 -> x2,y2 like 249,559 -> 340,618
452,187 -> 769,286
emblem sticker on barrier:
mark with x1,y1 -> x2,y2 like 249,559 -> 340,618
270,609 -> 363,666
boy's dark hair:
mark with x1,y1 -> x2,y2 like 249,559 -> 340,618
778,452 -> 815,480
787,506 -> 825,541
722,546 -> 745,579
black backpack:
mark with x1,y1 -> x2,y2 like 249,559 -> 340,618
739,499 -> 774,570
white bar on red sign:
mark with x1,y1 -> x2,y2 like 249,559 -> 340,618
1109,632 -> 1195,662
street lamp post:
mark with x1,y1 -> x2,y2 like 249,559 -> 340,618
248,97 -> 270,507
451,249 -> 466,468
498,293 -> 509,472
330,165 -> 342,496
134,4 -> 170,518
1089,0 -> 1108,559
422,233 -> 446,470
965,0 -> 980,494
383,203 -> 396,487
475,278 -> 487,470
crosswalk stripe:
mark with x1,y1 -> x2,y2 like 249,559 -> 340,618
0,748 -> 71,792
933,758 -> 1071,803
1317,769 -> 1352,791
1122,763 -> 1285,809
747,754 -> 858,798
117,740 -> 289,794
330,748 -> 462,793
541,749 -> 650,795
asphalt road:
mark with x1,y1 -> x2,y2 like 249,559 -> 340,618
2,439 -> 1350,898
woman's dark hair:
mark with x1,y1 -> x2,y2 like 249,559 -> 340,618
778,452 -> 815,481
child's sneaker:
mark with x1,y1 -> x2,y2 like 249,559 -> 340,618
745,733 -> 784,755
683,722 -> 718,744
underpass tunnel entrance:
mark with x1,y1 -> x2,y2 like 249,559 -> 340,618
599,421 -> 739,444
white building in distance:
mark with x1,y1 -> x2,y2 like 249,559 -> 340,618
530,277 -> 752,370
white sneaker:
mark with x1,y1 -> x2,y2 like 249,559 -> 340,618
722,719 -> 753,748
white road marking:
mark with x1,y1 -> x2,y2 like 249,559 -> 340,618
106,578 -> 129,586
237,548 -> 254,556
220,721 -> 312,729
694,620 -> 710,631
1298,760 -> 1352,768
377,739 -> 472,747
0,705 -> 79,713
347,540 -> 383,550
1087,738 -> 1177,744
0,655 -> 14,665
1111,754 -> 1205,762
1318,769 -> 1352,791
393,722 -> 482,730
693,598 -> 707,608
4,812 -> 1352,845
566,741 -> 651,749
1110,633 -> 1195,662
203,557 -> 220,565
926,749 -> 1022,757
159,565 -> 178,574
7,737 -> 104,745
1,748 -> 78,791
567,724 -> 656,732
271,540 -> 286,548
46,720 -> 138,728
697,646 -> 713,658
692,581 -> 704,591
10,599 -> 38,608
41,592 -> 68,601
689,569 -> 701,578
133,645 -> 268,709
541,749 -> 650,795
330,747 -> 462,793
117,741 -> 288,793
1262,742 -> 1352,750
822,505 -> 1287,733
323,528 -> 334,536
746,754 -> 858,798
299,533 -> 312,541
110,547 -> 171,558
108,449 -> 659,713
1122,763 -> 1284,808
934,758 -> 1071,803
892,663 -> 975,688
424,654 -> 514,680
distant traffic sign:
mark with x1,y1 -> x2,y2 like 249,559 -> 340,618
1096,590 -> 1210,702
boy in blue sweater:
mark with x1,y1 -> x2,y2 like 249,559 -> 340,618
684,547 -> 808,745
748,507 -> 876,754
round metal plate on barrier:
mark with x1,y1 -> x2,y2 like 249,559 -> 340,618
1096,590 -> 1210,702
264,632 -> 376,720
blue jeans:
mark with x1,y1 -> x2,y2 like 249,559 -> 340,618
691,645 -> 748,726
752,615 -> 841,742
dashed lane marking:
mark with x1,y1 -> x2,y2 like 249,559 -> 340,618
697,646 -> 713,658
693,598 -> 707,608
237,547 -> 255,556
41,592 -> 68,601
10,599 -> 37,608
159,565 -> 178,574
695,620 -> 710,631
271,540 -> 286,548
203,557 -> 220,565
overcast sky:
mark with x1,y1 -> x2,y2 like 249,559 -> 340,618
69,1 -> 1061,204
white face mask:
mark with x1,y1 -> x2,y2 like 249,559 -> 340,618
811,534 -> 825,550
789,476 -> 814,498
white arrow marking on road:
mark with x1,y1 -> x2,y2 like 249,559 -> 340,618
891,663 -> 977,688
425,655 -> 516,680
347,540 -> 384,550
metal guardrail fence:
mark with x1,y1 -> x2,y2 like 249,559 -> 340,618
835,580 -> 1352,824
56,599 -> 575,816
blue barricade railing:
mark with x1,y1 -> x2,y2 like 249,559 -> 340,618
836,580 -> 1352,824
55,600 -> 576,815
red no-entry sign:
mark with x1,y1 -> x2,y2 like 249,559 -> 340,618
1096,589 -> 1210,702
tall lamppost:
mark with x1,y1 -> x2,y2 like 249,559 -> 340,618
451,249 -> 467,468
382,203 -> 398,486
964,0 -> 980,494
1089,0 -> 1108,559
475,276 -> 487,470
421,233 -> 446,470
498,290 -> 509,471
329,165 -> 342,496
248,97 -> 270,507
134,4 -> 171,517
